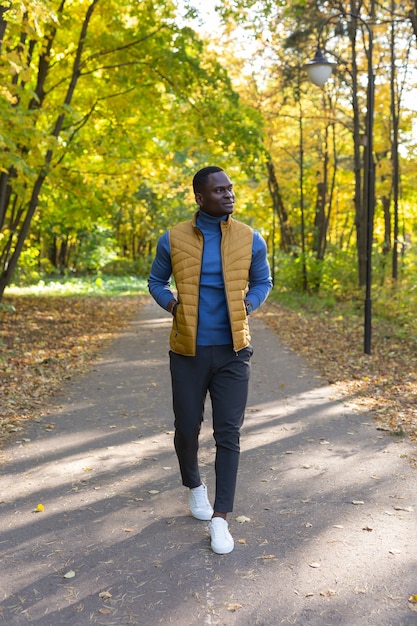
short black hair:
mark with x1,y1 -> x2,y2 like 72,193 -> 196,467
193,166 -> 224,194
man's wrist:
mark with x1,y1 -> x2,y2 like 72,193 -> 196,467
244,299 -> 253,315
167,299 -> 179,316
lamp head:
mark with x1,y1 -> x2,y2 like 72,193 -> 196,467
305,47 -> 336,87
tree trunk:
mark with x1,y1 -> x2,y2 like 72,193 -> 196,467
314,182 -> 327,261
390,0 -> 400,280
266,159 -> 296,253
0,4 -> 10,53
298,92 -> 308,292
349,13 -> 367,288
0,0 -> 99,301
382,196 -> 391,255
408,1 -> 417,39
0,172 -> 46,295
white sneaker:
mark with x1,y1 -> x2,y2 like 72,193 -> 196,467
209,517 -> 234,554
189,483 -> 213,521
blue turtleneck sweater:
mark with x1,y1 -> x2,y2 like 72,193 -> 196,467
148,210 -> 272,346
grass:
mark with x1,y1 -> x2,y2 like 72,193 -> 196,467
5,275 -> 149,298
269,284 -> 417,344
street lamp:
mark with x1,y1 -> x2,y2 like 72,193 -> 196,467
305,12 -> 375,355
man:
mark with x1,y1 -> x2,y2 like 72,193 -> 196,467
148,166 -> 272,554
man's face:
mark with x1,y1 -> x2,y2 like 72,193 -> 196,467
195,171 -> 235,218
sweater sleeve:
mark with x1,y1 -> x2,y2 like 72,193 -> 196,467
147,232 -> 176,310
246,231 -> 273,311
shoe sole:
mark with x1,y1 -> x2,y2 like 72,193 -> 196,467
191,511 -> 213,521
211,543 -> 234,555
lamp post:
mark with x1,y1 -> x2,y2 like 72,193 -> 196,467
305,12 -> 375,355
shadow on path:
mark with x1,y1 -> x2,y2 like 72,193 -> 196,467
1,299 -> 417,625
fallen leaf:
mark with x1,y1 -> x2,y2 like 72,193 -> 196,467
408,594 -> 417,603
352,500 -> 365,505
0,295 -> 144,437
320,589 -> 336,597
309,562 -> 321,569
99,591 -> 112,600
227,603 -> 242,612
63,570 -> 76,579
83,467 -> 93,472
362,526 -> 373,532
98,608 -> 113,615
147,490 -> 159,495
34,503 -> 44,512
235,515 -> 251,523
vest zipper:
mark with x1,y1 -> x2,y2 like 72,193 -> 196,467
221,225 -> 237,354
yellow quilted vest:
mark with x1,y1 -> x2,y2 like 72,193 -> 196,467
169,212 -> 253,356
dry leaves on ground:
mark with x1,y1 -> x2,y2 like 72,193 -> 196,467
257,301 -> 417,441
0,295 -> 143,442
1,294 -> 416,449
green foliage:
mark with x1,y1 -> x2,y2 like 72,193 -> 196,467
0,0 -> 265,299
71,227 -> 119,273
373,280 -> 417,336
102,259 -> 152,278
7,275 -> 148,297
11,246 -> 41,286
272,247 -> 358,299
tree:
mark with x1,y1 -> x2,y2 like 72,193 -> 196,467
0,0 -> 265,299
213,0 -> 417,293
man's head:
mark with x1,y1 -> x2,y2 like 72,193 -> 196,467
193,166 -> 235,218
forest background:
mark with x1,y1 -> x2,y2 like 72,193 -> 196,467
0,1 -> 416,443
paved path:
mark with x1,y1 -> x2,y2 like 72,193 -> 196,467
1,299 -> 417,625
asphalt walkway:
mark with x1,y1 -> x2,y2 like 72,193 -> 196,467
1,298 -> 417,625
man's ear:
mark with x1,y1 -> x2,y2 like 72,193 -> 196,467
195,192 -> 203,207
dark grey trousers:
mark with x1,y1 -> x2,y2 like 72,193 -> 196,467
169,344 -> 253,513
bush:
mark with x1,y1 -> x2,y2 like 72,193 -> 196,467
272,247 -> 358,300
102,257 -> 152,277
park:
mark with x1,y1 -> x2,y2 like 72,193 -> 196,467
1,1 -> 417,624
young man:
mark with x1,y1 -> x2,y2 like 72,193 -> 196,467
148,166 -> 272,554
